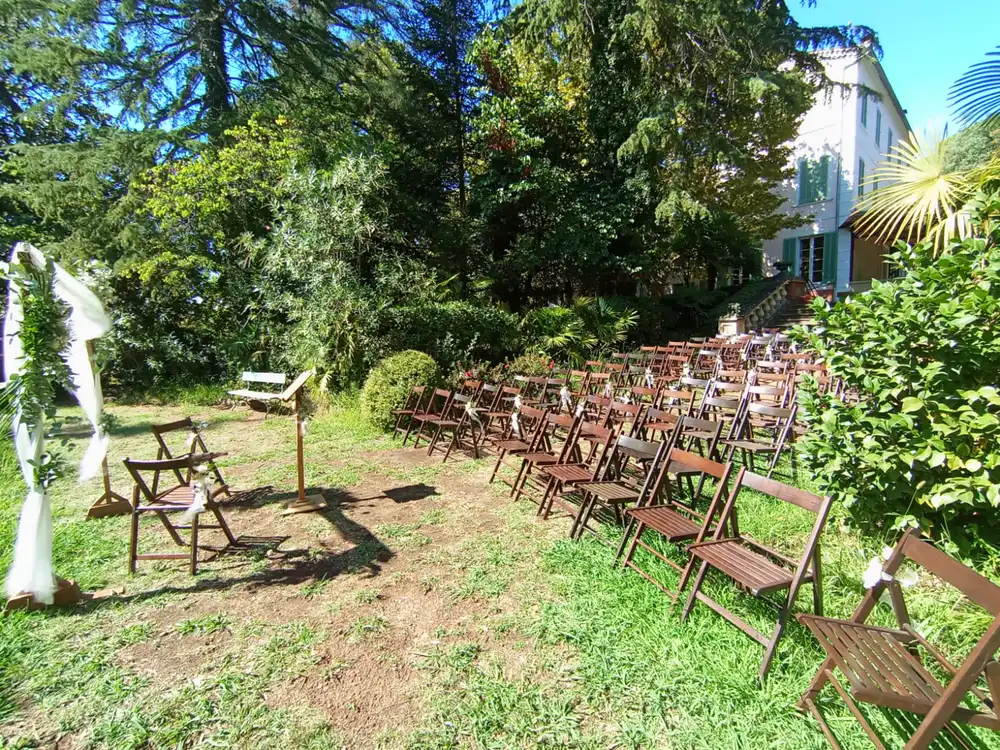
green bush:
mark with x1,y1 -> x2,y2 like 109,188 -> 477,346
798,194 -> 1000,552
359,350 -> 440,431
507,352 -> 552,377
373,302 -> 522,373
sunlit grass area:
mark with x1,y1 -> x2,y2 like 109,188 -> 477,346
1,394 -> 999,749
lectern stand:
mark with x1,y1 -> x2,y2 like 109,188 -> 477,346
279,370 -> 327,515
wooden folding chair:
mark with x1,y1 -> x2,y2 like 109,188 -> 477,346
509,412 -> 580,502
617,449 -> 737,601
678,375 -> 713,413
425,393 -> 482,462
572,434 -> 671,543
459,378 -> 483,399
680,471 -> 832,681
656,389 -> 695,419
637,407 -> 681,443
798,528 -> 1000,750
124,455 -> 239,575
391,385 -> 426,439
605,399 -> 644,437
481,385 -> 521,438
150,418 -> 231,501
537,422 -> 617,520
628,385 -> 661,409
722,402 -> 797,477
487,405 -> 549,488
410,388 -> 453,449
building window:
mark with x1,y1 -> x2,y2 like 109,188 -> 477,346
797,155 -> 830,204
861,94 -> 868,128
799,236 -> 825,283
875,110 -> 882,146
887,128 -> 893,160
858,158 -> 866,197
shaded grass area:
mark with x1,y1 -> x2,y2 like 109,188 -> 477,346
2,394 -> 1000,748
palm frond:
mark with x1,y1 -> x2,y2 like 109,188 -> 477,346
950,47 -> 1000,132
853,128 -> 978,251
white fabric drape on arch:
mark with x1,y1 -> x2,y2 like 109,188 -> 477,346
4,242 -> 111,604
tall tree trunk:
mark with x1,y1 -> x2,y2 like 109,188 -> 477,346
195,0 -> 231,138
449,0 -> 466,214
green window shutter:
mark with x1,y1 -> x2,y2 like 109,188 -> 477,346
797,159 -> 807,203
887,128 -> 893,160
782,237 -> 796,268
822,232 -> 838,284
858,159 -> 866,197
875,110 -> 882,145
816,156 -> 829,200
861,94 -> 868,127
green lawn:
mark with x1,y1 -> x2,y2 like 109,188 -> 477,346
1,395 -> 999,749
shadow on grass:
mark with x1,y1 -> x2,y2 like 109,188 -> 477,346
54,482 -> 446,613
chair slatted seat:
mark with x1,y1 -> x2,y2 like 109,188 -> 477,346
798,528 -> 1000,749
570,434 -> 672,543
617,449 -> 736,602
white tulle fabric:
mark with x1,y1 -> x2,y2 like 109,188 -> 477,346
4,243 -> 111,603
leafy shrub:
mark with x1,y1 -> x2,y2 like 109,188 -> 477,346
521,297 -> 638,365
373,302 -> 521,372
506,352 -> 552,377
360,350 -> 440,431
798,196 -> 1000,552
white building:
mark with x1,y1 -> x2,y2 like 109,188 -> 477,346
762,48 -> 911,295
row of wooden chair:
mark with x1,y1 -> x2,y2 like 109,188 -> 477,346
399,348 -> 1000,749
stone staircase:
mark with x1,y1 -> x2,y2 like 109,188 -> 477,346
764,294 -> 816,330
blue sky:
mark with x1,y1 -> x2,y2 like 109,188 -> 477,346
792,0 -> 1000,134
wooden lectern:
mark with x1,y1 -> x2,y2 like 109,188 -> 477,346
278,370 -> 327,515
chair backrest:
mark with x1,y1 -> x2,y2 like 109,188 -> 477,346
755,360 -> 788,374
478,382 -> 500,410
427,389 -> 452,416
460,379 -> 482,398
151,417 -> 221,490
629,385 -> 659,405
737,470 -> 829,515
607,400 -> 643,434
657,389 -> 694,416
715,369 -> 747,384
240,371 -> 286,388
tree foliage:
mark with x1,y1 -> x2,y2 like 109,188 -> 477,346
0,0 -> 878,389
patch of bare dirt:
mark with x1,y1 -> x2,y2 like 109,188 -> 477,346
109,447 -> 544,747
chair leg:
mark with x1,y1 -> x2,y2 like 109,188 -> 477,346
571,491 -> 594,540
129,507 -> 140,574
620,521 -> 645,568
488,449 -> 506,484
615,517 -> 638,563
539,477 -> 559,518
426,424 -> 444,456
190,512 -> 200,576
812,548 -> 824,617
758,598 -> 796,682
681,560 -> 711,621
441,428 -> 459,463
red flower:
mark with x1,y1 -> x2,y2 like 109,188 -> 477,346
465,370 -> 472,377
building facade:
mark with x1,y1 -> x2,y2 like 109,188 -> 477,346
761,49 -> 911,295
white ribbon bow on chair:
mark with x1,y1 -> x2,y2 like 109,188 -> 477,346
559,386 -> 572,412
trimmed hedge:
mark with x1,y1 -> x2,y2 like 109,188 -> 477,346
360,350 -> 440,431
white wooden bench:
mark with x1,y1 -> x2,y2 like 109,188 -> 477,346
228,371 -> 287,417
